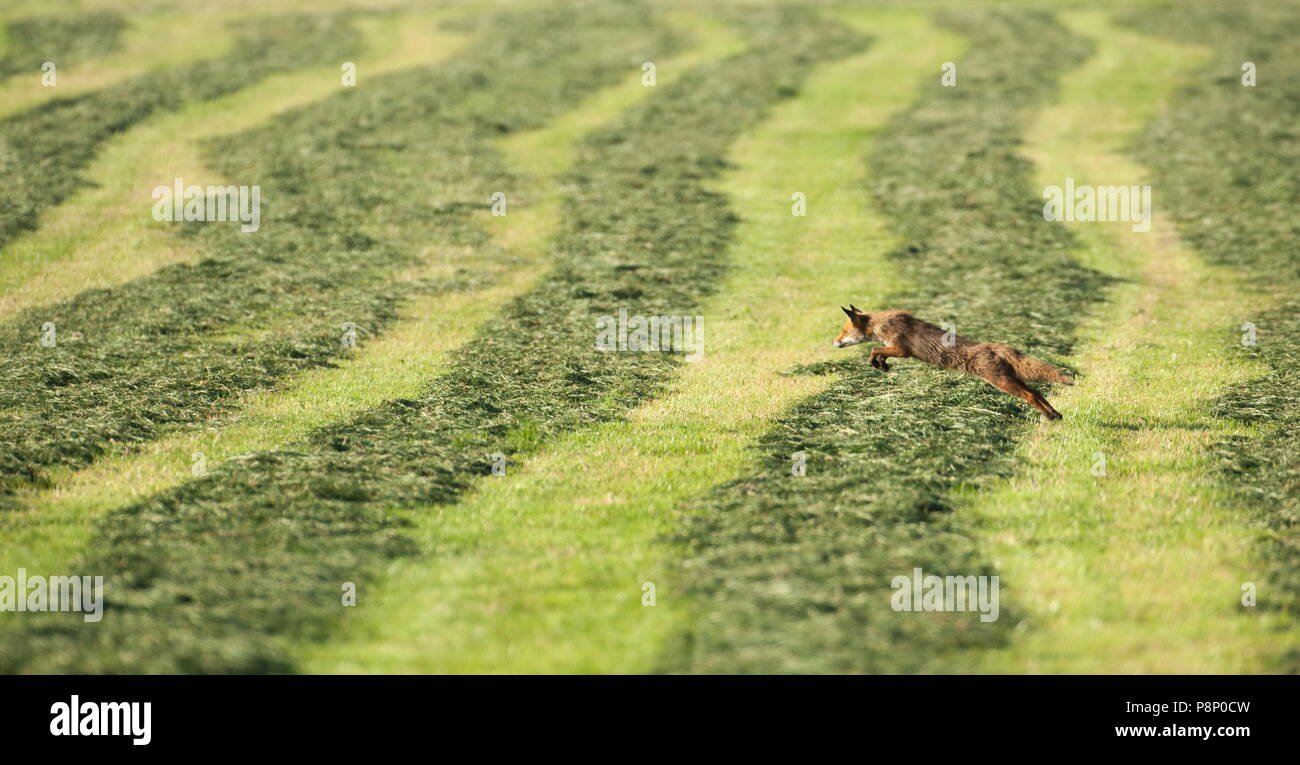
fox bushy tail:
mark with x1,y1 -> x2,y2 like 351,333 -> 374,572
1006,349 -> 1074,384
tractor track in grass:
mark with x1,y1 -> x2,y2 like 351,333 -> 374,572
1124,0 -> 1300,669
0,4 -> 679,508
663,7 -> 1109,673
0,3 -> 859,674
300,6 -> 960,674
960,11 -> 1293,673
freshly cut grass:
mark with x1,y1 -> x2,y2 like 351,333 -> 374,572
0,12 -> 232,119
0,4 -> 858,674
0,5 -> 675,506
0,11 -> 471,322
0,3 -> 611,630
0,182 -> 553,608
0,2 -> 688,673
1128,0 -> 1300,667
960,11 -> 1292,674
664,7 -> 1105,673
300,7 -> 958,675
0,12 -> 125,78
0,14 -> 358,253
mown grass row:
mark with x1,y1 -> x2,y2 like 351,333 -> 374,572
298,6 -> 963,674
960,11 -> 1289,673
0,6 -> 718,672
0,5 -> 677,506
0,11 -> 478,606
1128,0 -> 1300,667
0,13 -> 235,120
0,11 -> 125,77
0,14 -> 355,252
3,0 -> 844,673
663,7 -> 1109,673
0,11 -> 468,322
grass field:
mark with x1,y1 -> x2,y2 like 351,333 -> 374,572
0,0 -> 1295,674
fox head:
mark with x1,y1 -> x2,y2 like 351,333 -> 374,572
832,305 -> 871,348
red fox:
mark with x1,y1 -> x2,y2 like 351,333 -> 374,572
833,306 -> 1073,420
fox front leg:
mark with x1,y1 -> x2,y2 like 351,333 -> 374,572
869,345 -> 906,371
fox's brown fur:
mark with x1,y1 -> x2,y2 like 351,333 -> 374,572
833,306 -> 1073,420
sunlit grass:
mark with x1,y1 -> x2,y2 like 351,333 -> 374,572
299,7 -> 961,674
962,11 -> 1293,673
0,13 -> 232,120
0,11 -> 470,321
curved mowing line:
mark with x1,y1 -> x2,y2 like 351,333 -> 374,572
0,204 -> 554,596
1123,0 -> 1300,670
661,7 -> 1105,674
0,11 -> 471,322
0,4 -> 677,506
0,7 -> 724,646
0,15 -> 362,256
0,2 -> 693,673
0,5 -> 856,675
0,13 -> 232,120
298,7 -> 961,675
959,12 -> 1292,674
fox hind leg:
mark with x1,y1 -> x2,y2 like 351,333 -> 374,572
988,372 -> 1062,420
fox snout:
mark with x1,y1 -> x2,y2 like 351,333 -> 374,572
833,305 -> 870,348
832,328 -> 866,348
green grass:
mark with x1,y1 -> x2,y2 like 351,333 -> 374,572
0,12 -> 504,600
2,0 -> 1298,676
0,12 -> 125,78
662,6 -> 1107,673
0,13 -> 233,120
0,2 -> 860,674
299,5 -> 962,674
0,4 -> 677,506
958,10 -> 1293,673
0,0 -> 692,673
0,14 -> 357,253
0,11 -> 470,322
1126,0 -> 1300,668
0,3 -> 707,670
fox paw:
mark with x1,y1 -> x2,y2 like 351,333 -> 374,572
870,356 -> 890,371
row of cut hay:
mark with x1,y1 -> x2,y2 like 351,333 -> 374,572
0,4 -> 861,673
662,7 -> 1110,673
0,12 -> 125,78
296,6 -> 966,674
0,14 -> 357,252
0,0 -> 698,673
0,5 -> 678,507
1128,0 -> 1300,667
958,10 -> 1289,673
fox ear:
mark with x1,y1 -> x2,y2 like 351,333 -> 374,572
841,306 -> 854,317
849,304 -> 861,314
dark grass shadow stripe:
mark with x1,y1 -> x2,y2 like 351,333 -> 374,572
0,4 -> 683,505
661,7 -> 1109,674
0,14 -> 358,252
0,11 -> 126,78
1127,0 -> 1300,669
0,4 -> 864,673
